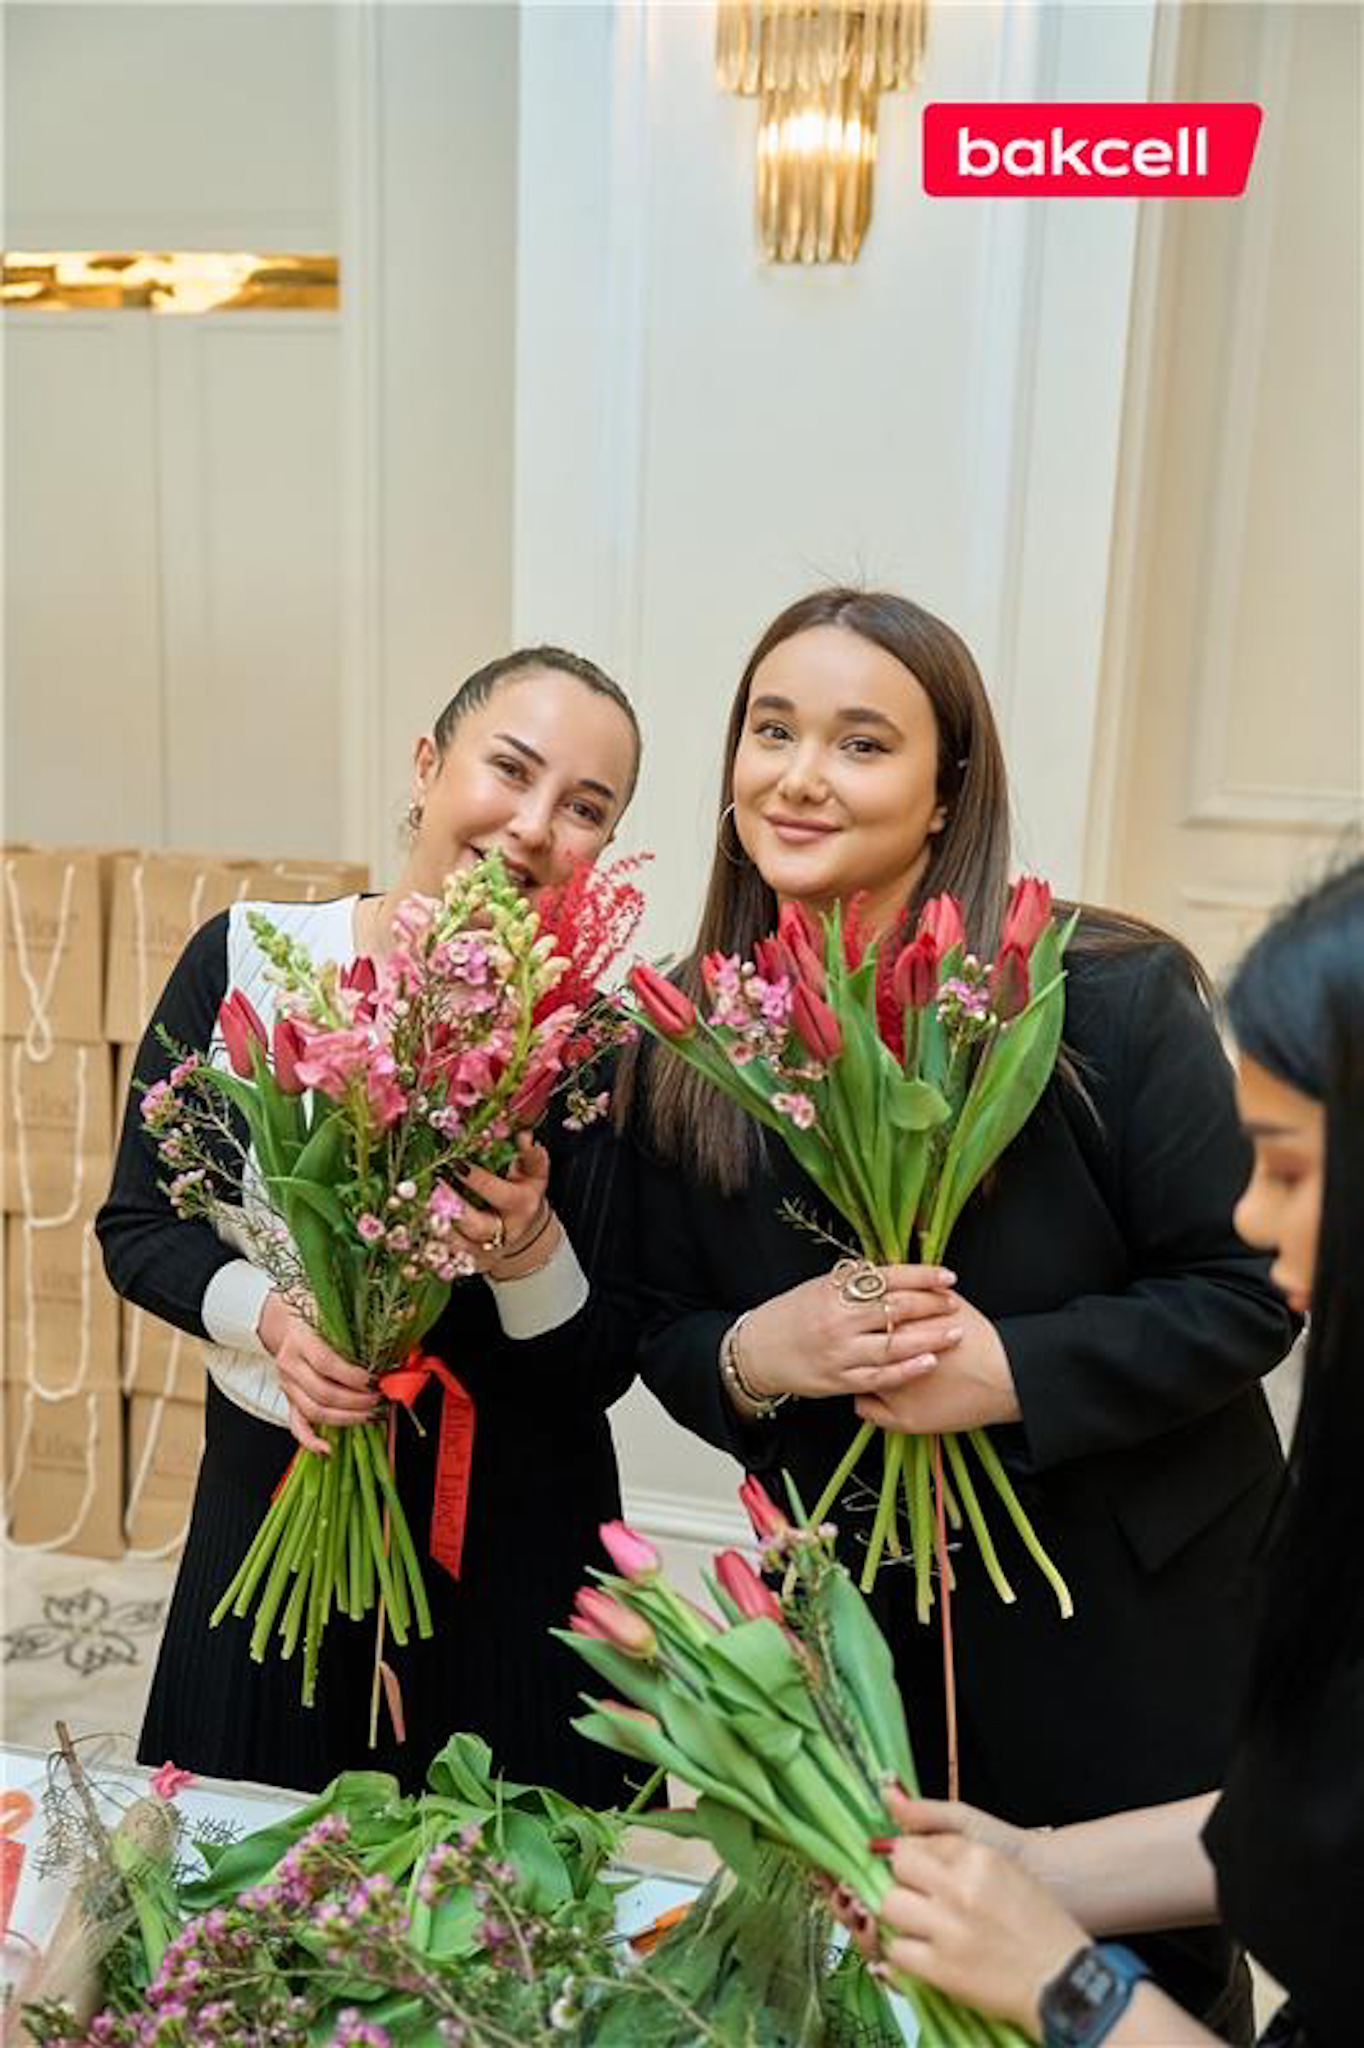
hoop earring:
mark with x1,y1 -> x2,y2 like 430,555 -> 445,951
717,802 -> 748,868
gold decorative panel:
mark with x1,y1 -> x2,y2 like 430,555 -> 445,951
1,251 -> 338,314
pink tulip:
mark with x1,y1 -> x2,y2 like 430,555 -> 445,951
989,941 -> 1030,1022
777,903 -> 827,995
218,991 -> 267,1078
572,1587 -> 657,1658
917,894 -> 966,954
272,1015 -> 308,1095
891,933 -> 939,1012
1000,877 -> 1053,956
599,1519 -> 660,1581
791,982 -> 843,1064
630,962 -> 696,1040
714,1549 -> 783,1624
738,1475 -> 789,1544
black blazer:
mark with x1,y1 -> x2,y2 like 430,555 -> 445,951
630,941 -> 1295,1831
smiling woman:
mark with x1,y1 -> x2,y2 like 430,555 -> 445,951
96,644 -> 645,1801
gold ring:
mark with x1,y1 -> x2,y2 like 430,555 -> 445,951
832,1257 -> 888,1307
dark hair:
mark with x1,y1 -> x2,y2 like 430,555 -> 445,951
433,645 -> 642,806
626,584 -> 1204,1191
1225,854 -> 1364,1729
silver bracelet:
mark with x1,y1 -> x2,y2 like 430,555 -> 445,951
719,1311 -> 791,1421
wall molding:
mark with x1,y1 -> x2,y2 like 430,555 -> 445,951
620,1485 -> 751,1555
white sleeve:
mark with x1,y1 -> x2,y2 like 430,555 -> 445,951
201,1258 -> 274,1355
485,1230 -> 589,1340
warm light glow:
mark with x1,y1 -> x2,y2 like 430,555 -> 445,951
1,251 -> 339,314
717,0 -> 925,263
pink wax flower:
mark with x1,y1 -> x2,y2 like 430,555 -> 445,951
357,1213 -> 385,1244
149,1760 -> 195,1801
773,1091 -> 816,1131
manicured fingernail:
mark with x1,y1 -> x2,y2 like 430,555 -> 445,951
939,1269 -> 956,1285
867,1836 -> 896,1854
914,1353 -> 937,1371
945,1326 -> 963,1341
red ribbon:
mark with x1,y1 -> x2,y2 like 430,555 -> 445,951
379,1349 -> 477,1582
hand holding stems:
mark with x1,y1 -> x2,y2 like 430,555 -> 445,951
450,1131 -> 562,1279
733,1262 -> 964,1404
854,1292 -> 1021,1435
259,1294 -> 378,1455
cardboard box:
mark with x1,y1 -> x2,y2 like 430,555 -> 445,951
124,1393 -> 204,1556
5,1212 -> 120,1390
103,854 -> 249,1046
1,847 -> 112,1049
233,858 -> 368,905
121,1304 -> 207,1403
0,1040 -> 114,1218
3,1384 -> 123,1559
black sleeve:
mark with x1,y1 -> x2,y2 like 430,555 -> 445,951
1001,945 -> 1299,1469
494,1108 -> 642,1412
95,913 -> 241,1341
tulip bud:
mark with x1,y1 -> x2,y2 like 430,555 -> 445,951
629,962 -> 697,1040
753,937 -> 798,986
342,955 -> 379,998
700,951 -> 728,993
891,933 -> 939,1012
791,982 -> 842,1064
916,894 -> 966,954
218,991 -> 267,1079
572,1587 -> 657,1658
989,941 -> 1030,1022
777,903 -> 827,995
272,1015 -> 308,1095
508,1056 -> 558,1126
714,1549 -> 783,1624
738,1476 -> 789,1544
1000,876 -> 1053,957
599,1519 -> 660,1582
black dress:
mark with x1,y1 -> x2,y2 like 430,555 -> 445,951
1203,1654 -> 1363,2048
629,940 -> 1297,2027
97,909 -> 636,1805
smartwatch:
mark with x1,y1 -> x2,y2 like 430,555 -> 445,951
1039,1942 -> 1152,2047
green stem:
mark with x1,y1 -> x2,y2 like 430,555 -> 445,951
346,1492 -> 363,1620
366,1422 -> 434,1640
808,1419 -> 876,1531
211,1467 -> 296,1626
968,1429 -> 1074,1619
859,1432 -> 904,1594
351,1423 -> 408,1644
943,1432 -> 1016,1607
250,1462 -> 319,1659
278,1548 -> 314,1660
910,1431 -> 935,1624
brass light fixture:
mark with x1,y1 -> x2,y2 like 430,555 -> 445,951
717,1 -> 927,263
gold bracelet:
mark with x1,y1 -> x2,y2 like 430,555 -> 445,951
719,1312 -> 791,1420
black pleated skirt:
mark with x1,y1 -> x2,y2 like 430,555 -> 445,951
139,1375 -> 632,1807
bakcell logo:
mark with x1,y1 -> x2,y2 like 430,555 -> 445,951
923,103 -> 1262,198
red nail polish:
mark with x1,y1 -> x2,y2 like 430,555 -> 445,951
867,1835 -> 896,1854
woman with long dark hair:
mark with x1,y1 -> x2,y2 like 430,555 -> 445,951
862,857 -> 1363,2047
99,647 -> 642,1800
623,588 -> 1297,2036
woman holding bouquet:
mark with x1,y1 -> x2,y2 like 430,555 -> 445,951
625,588 -> 1295,2036
99,645 -> 642,1801
863,858 -> 1362,2048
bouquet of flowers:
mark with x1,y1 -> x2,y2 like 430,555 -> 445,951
560,1489 -> 1032,2048
141,853 -> 644,1714
628,880 -> 1076,1633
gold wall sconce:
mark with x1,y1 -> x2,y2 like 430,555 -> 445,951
716,1 -> 927,263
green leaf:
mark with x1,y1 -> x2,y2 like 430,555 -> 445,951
884,1076 -> 950,1132
819,1569 -> 918,1794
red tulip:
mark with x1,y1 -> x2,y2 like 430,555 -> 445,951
916,894 -> 966,953
1000,877 -> 1053,956
989,941 -> 1030,1022
714,1549 -> 783,1624
218,991 -> 267,1079
508,1054 -> 559,1125
629,962 -> 696,1040
791,981 -> 843,1063
599,1519 -> 660,1582
572,1587 -> 657,1658
272,1015 -> 308,1095
342,955 -> 378,997
777,902 -> 827,995
738,1475 -> 789,1544
891,933 -> 939,1012
700,951 -> 729,993
753,936 -> 799,986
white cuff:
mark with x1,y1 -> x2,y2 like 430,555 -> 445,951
486,1230 -> 589,1340
202,1259 -> 275,1355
